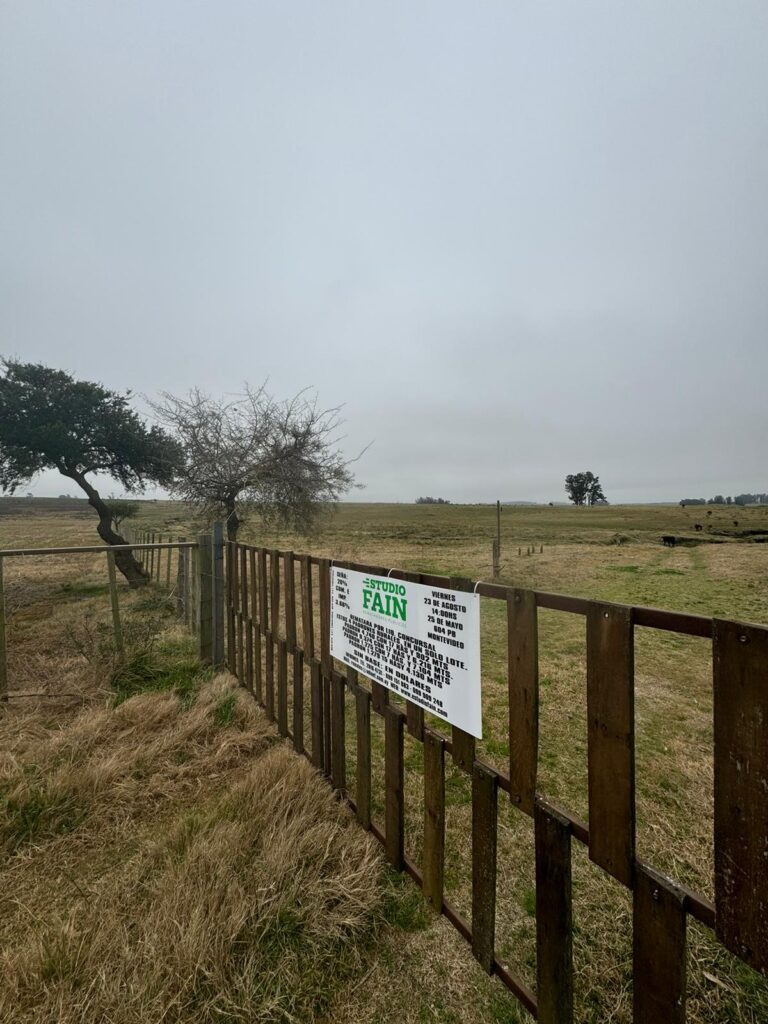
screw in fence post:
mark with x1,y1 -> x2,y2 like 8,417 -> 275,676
0,555 -> 7,702
176,537 -> 187,618
211,522 -> 225,668
198,533 -> 213,664
106,549 -> 124,660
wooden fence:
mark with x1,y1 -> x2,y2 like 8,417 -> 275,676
222,537 -> 767,1024
1,526 -> 765,1021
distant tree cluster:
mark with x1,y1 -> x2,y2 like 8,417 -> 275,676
564,471 -> 607,506
415,496 -> 451,505
680,493 -> 767,507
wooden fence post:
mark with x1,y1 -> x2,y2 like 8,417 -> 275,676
156,533 -> 163,583
423,729 -> 445,912
472,763 -> 498,973
212,521 -> 225,668
165,536 -> 172,591
176,537 -> 186,618
198,533 -> 213,664
384,705 -> 405,870
0,556 -> 7,702
535,798 -> 574,1024
713,619 -> 768,971
633,864 -> 686,1023
586,603 -> 635,885
355,682 -> 371,829
106,550 -> 124,659
508,588 -> 538,814
293,648 -> 304,753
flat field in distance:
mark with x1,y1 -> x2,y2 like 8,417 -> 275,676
2,499 -> 768,1023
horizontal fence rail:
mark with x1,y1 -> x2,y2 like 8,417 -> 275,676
222,537 -> 767,1022
0,533 -> 204,699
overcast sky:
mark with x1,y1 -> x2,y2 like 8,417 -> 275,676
2,2 -> 766,503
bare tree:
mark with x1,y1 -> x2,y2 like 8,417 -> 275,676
153,384 -> 359,539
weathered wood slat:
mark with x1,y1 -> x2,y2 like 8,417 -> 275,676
633,864 -> 686,1024
265,634 -> 275,721
452,727 -> 475,773
240,544 -> 248,621
258,548 -> 268,632
300,555 -> 314,659
270,550 -> 280,638
254,617 -> 263,702
248,548 -> 258,626
406,701 -> 424,741
371,680 -> 389,715
277,638 -> 288,737
385,706 -> 405,870
472,763 -> 498,973
535,798 -> 573,1024
284,551 -> 296,650
423,729 -> 445,912
508,588 -> 539,814
331,674 -> 346,793
323,675 -> 332,777
176,537 -> 186,619
310,660 -> 324,770
245,618 -> 254,693
586,602 -> 635,886
713,618 -> 768,971
293,648 -> 304,754
355,681 -> 371,830
319,559 -> 331,677
198,535 -> 213,664
227,543 -> 237,674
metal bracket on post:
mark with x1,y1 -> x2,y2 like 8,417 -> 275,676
212,521 -> 225,669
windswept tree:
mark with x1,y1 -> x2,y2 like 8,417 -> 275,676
564,471 -> 607,506
0,360 -> 182,585
153,384 -> 359,539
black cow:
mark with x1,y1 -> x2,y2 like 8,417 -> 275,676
662,535 -> 676,547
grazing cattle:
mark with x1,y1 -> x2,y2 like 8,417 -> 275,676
694,523 -> 703,532
662,535 -> 676,547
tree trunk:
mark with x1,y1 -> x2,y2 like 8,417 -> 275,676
225,503 -> 240,541
67,470 -> 150,587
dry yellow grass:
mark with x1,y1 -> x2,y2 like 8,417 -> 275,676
0,676 -> 388,1024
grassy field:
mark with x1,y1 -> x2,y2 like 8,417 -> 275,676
2,499 -> 768,1022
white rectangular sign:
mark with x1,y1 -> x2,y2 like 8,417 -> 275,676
330,566 -> 482,738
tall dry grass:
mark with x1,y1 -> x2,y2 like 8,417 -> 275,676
0,678 -> 384,1024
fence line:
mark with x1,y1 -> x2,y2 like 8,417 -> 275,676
222,536 -> 767,1021
0,535 -> 201,697
2,526 -> 765,1018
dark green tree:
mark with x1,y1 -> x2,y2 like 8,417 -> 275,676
0,360 -> 182,585
565,471 -> 608,506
